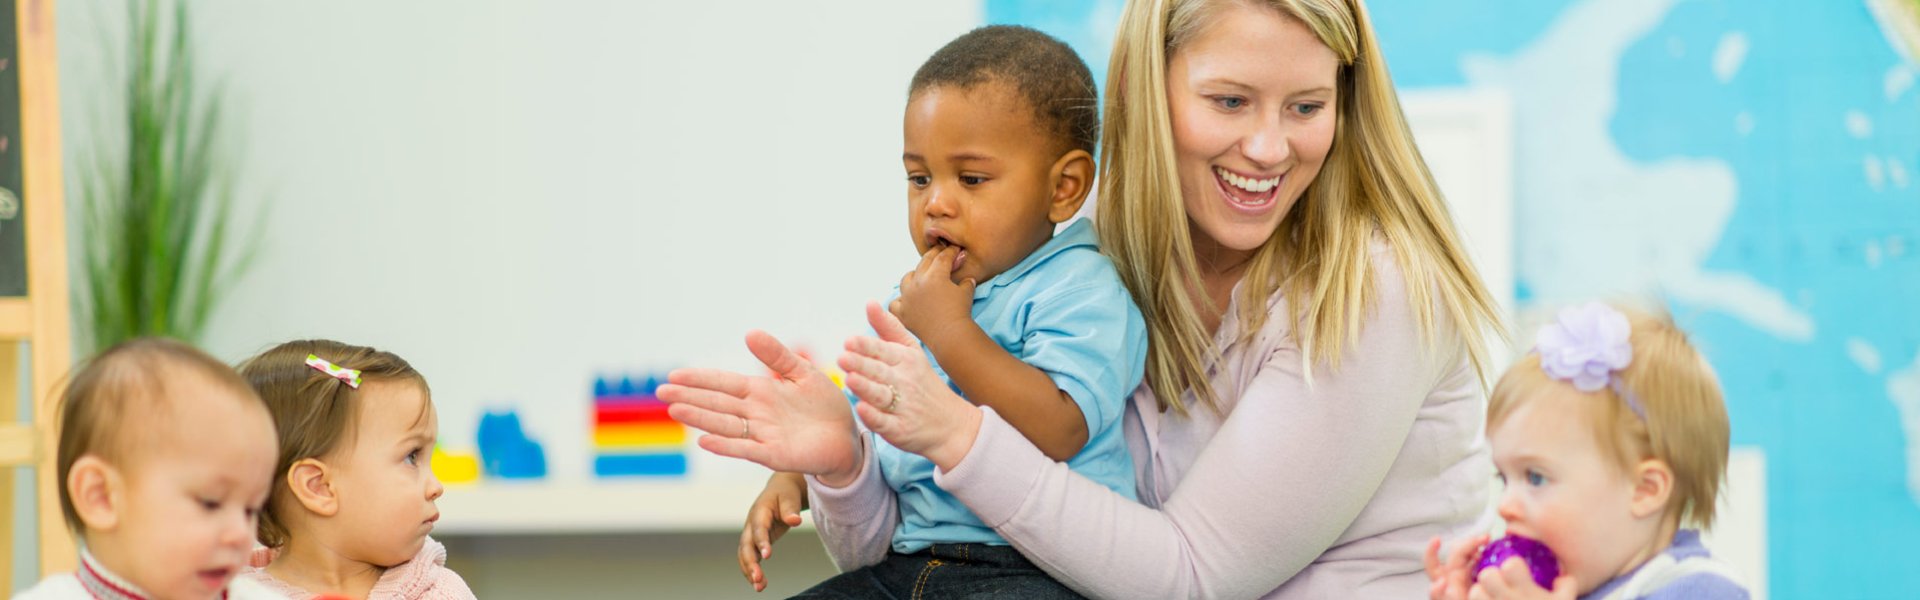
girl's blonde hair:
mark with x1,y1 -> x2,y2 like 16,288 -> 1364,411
1489,307 -> 1730,529
1096,0 -> 1505,414
238,339 -> 429,548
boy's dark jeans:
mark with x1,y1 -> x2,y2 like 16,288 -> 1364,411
790,543 -> 1086,599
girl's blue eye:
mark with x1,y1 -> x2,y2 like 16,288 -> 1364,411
1294,103 -> 1324,116
1215,96 -> 1246,110
1526,469 -> 1547,487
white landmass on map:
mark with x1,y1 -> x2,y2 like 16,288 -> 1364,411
1460,0 -> 1815,341
1891,352 -> 1920,506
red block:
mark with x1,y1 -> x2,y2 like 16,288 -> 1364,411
595,401 -> 673,425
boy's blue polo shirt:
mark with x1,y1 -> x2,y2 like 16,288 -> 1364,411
871,219 -> 1147,553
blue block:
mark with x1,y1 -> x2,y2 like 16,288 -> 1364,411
594,453 -> 688,476
478,410 -> 547,479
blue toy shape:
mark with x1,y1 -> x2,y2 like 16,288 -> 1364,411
477,409 -> 547,479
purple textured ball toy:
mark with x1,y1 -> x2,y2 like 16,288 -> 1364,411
1472,535 -> 1561,589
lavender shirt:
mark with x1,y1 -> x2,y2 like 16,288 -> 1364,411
810,235 -> 1495,598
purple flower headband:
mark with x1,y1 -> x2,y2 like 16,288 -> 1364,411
1534,302 -> 1645,420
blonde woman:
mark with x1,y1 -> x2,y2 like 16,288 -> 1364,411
663,0 -> 1507,596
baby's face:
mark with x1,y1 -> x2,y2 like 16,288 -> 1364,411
902,81 -> 1067,285
327,379 -> 444,567
114,385 -> 277,600
1488,393 -> 1659,594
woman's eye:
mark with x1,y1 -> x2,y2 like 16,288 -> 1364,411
1294,103 -> 1324,116
1214,96 -> 1246,110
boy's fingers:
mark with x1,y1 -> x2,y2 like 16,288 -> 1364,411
868,300 -> 917,347
737,538 -> 758,581
749,516 -> 772,559
778,494 -> 804,528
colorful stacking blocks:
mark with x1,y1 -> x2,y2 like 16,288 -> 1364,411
592,375 -> 689,477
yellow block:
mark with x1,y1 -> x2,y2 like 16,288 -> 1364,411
594,423 -> 688,448
433,447 -> 482,484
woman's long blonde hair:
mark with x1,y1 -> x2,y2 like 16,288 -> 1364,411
1096,0 -> 1506,414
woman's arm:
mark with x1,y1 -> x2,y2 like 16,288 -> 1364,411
803,433 -> 899,572
845,256 -> 1451,598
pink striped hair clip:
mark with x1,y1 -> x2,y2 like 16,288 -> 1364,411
305,354 -> 362,389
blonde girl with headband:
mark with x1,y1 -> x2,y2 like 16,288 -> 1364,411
1425,303 -> 1748,599
235,340 -> 475,600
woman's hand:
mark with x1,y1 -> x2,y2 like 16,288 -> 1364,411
660,330 -> 864,484
837,301 -> 983,471
739,472 -> 807,593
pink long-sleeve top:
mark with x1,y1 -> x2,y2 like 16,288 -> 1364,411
242,537 -> 475,600
807,235 -> 1496,598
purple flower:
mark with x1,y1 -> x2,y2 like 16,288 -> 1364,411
1535,302 -> 1632,392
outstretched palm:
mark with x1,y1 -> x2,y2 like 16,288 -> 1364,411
659,330 -> 862,480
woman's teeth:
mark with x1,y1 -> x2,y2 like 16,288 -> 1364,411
1215,166 -> 1280,193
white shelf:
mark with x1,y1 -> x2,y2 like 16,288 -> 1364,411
432,479 -> 811,536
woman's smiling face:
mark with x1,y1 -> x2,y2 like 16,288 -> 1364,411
1166,3 -> 1339,266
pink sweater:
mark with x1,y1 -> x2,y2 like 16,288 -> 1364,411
242,537 -> 476,600
809,236 -> 1495,598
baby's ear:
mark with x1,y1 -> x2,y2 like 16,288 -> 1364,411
1047,148 -> 1096,224
68,456 -> 122,531
1629,458 -> 1674,520
286,458 -> 340,517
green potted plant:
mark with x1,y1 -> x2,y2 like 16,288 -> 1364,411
76,0 -> 254,353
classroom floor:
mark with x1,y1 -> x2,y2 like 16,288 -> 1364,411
444,530 -> 839,598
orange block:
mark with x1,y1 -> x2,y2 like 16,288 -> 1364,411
593,422 -> 687,449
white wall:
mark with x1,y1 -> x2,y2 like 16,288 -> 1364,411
61,0 -> 982,507
57,1 -> 971,596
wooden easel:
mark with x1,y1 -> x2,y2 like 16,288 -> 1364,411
1,0 -> 76,587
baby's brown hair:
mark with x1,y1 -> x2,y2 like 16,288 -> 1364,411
56,337 -> 264,534
238,339 -> 429,548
